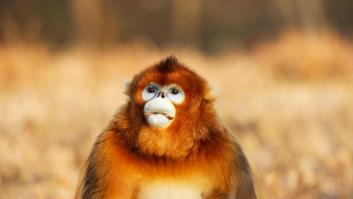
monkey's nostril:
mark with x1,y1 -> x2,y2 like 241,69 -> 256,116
161,92 -> 165,98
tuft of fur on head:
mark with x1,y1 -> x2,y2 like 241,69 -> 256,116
156,56 -> 180,73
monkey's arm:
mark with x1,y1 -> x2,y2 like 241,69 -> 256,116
75,135 -> 107,199
204,146 -> 256,199
75,131 -> 137,199
234,143 -> 257,199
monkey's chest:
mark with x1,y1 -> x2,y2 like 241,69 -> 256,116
138,179 -> 208,199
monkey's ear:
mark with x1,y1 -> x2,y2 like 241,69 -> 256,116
204,84 -> 218,102
123,79 -> 131,96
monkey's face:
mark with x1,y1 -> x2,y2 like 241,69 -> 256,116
128,57 -> 209,131
142,83 -> 185,128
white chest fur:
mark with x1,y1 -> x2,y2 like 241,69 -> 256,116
139,178 -> 209,199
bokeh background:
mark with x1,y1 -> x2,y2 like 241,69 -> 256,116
0,0 -> 353,198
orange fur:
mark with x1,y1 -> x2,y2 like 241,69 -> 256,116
75,56 -> 256,199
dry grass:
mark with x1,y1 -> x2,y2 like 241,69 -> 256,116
0,31 -> 353,199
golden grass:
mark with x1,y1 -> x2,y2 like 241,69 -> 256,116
0,31 -> 352,199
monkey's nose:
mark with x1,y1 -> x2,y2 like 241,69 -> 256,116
158,92 -> 165,98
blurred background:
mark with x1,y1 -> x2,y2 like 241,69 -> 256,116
0,0 -> 352,198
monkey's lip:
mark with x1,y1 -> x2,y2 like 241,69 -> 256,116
144,112 -> 174,120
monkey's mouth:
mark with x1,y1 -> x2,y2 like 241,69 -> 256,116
143,111 -> 175,128
144,112 -> 174,120
143,101 -> 175,128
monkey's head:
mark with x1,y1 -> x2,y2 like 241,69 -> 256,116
124,56 -> 216,158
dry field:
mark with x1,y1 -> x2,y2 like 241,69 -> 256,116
0,31 -> 353,199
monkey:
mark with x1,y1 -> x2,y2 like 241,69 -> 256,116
75,56 -> 257,199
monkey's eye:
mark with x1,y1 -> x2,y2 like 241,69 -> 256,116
142,84 -> 159,101
170,88 -> 179,95
167,87 -> 185,104
147,87 -> 156,93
